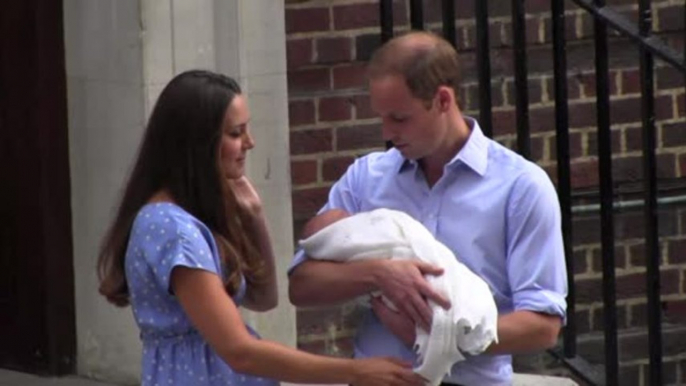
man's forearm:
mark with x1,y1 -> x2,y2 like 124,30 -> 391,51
288,260 -> 383,307
485,310 -> 562,355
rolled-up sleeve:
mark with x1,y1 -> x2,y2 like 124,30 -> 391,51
506,167 -> 568,323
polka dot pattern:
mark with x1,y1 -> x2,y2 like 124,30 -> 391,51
125,203 -> 277,386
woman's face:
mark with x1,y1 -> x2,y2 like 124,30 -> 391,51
219,94 -> 255,179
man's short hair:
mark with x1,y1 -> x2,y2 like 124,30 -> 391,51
367,31 -> 461,108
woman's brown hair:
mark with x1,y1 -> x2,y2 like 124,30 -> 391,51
97,70 -> 266,307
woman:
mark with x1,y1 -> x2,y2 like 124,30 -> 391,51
97,70 -> 423,386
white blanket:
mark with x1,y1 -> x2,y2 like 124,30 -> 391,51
300,208 -> 498,386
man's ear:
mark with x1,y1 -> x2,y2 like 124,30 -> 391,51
436,86 -> 454,112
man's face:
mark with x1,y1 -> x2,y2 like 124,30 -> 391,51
369,75 -> 443,160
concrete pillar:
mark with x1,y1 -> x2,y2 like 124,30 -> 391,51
64,0 -> 294,383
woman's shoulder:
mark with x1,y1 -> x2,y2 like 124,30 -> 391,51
132,202 -> 208,240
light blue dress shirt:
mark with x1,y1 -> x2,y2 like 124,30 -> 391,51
290,117 -> 568,386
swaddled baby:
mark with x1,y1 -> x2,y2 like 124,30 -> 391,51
299,208 -> 499,386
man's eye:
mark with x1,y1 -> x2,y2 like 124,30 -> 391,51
391,116 -> 407,123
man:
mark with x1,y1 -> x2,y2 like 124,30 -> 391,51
288,31 -> 567,386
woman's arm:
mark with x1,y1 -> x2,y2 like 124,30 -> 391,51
172,267 -> 422,386
228,177 -> 277,311
242,210 -> 278,311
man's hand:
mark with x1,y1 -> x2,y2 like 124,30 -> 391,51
375,260 -> 450,331
371,295 -> 416,347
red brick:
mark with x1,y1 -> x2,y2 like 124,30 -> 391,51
527,0 -> 551,14
591,245 -> 626,272
621,69 -> 641,95
615,269 -> 680,299
286,7 -> 330,34
316,37 -> 352,64
575,277 -> 602,304
322,156 -> 355,182
570,159 -> 599,189
575,309 -> 591,334
287,38 -> 313,70
656,65 -> 684,91
664,299 -> 686,323
587,128 -> 621,156
668,238 -> 686,265
657,5 -> 685,32
352,94 -> 375,119
663,122 -> 686,146
290,129 -> 333,155
289,99 -> 315,126
333,1 -> 406,31
292,187 -> 330,220
288,68 -> 331,95
568,102 -> 596,128
680,153 -> 686,177
548,129 -> 581,160
318,96 -> 352,122
333,63 -> 367,90
678,92 -> 684,118
629,243 -> 646,268
296,306 -> 346,336
291,160 -> 317,185
530,136 -> 546,162
592,305 -> 628,331
528,106 -> 555,133
491,110 -> 516,137
656,94 -> 675,121
333,3 -> 378,30
624,125 -> 643,152
336,124 -> 383,151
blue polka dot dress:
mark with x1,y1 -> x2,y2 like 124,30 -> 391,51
125,203 -> 279,386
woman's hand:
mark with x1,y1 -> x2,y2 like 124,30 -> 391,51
227,176 -> 262,216
352,357 -> 425,386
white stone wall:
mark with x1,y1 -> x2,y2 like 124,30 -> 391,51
64,0 -> 294,383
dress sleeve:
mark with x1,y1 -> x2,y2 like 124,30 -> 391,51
141,213 -> 221,294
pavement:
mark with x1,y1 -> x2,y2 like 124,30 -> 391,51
0,368 -> 579,386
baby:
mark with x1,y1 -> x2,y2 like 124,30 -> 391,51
298,208 -> 499,386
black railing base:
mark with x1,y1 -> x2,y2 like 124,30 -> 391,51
551,348 -> 605,386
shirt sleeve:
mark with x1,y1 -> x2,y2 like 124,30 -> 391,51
506,166 -> 568,323
142,215 -> 220,294
288,158 -> 365,274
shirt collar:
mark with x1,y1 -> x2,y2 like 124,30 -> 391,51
396,116 -> 489,176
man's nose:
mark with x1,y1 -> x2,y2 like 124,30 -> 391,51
381,119 -> 396,141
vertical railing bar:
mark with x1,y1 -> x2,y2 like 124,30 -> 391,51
442,0 -> 456,47
638,0 -> 663,385
512,0 -> 530,158
475,0 -> 493,137
380,0 -> 394,151
551,0 -> 576,359
410,0 -> 424,30
594,0 -> 619,384
380,0 -> 394,44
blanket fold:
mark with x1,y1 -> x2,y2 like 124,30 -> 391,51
300,208 -> 498,386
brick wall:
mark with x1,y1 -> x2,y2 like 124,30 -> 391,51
285,1 -> 686,385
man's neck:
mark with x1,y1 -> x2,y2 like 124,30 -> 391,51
419,114 -> 471,187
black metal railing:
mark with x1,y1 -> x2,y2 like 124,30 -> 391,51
377,1 -> 686,385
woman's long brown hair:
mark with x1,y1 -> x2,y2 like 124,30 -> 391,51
97,70 -> 266,307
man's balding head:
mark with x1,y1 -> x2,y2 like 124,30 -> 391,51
367,31 -> 461,108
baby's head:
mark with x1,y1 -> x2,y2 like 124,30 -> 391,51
300,209 -> 351,239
